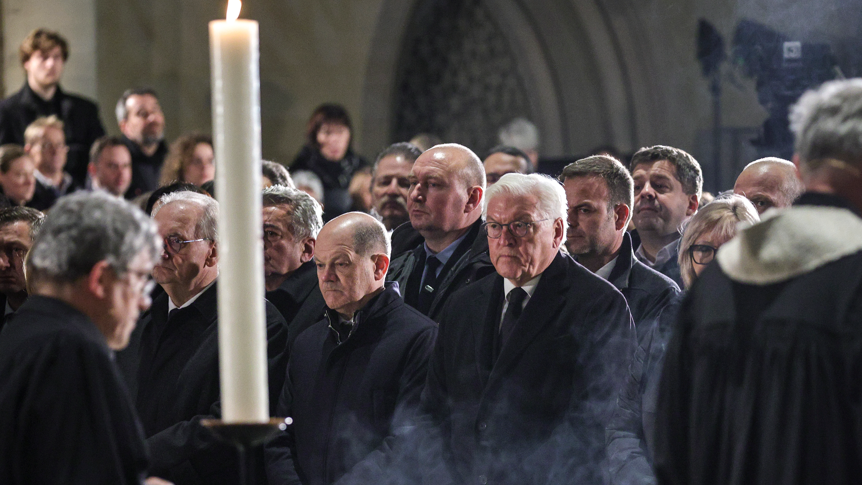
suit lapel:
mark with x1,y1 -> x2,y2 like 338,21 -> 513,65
488,252 -> 569,383
472,275 -> 503,389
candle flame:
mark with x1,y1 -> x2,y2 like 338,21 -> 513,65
226,0 -> 241,21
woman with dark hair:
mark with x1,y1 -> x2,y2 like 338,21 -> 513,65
291,103 -> 367,220
159,133 -> 215,187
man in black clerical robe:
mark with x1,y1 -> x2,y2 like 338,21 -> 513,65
0,192 -> 162,484
654,79 -> 862,485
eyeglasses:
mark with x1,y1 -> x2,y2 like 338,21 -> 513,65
37,142 -> 68,152
689,244 -> 717,265
484,219 -> 548,239
163,235 -> 210,254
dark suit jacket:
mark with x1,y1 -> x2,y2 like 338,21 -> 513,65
423,252 -> 635,484
266,286 -> 437,485
266,260 -> 326,348
0,83 -> 105,186
122,281 -> 288,485
122,134 -> 167,199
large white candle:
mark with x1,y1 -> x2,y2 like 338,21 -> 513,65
209,0 -> 268,423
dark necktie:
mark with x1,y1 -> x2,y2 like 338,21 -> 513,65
416,256 -> 442,315
500,287 -> 528,350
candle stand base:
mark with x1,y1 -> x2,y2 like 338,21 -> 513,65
201,418 -> 287,485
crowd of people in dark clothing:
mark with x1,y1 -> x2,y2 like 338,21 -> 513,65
1,26 -> 862,485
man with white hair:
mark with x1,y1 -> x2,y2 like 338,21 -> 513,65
732,157 -> 803,214
121,190 -> 289,485
0,192 -> 163,484
655,79 -> 862,484
420,173 -> 634,484
387,143 -> 494,319
265,212 -> 436,485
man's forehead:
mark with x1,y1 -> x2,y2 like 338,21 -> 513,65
632,159 -> 679,179
378,155 -> 412,171
155,202 -> 201,232
263,205 -> 293,226
564,175 -> 609,200
127,94 -> 160,109
0,221 -> 32,242
487,193 -> 539,218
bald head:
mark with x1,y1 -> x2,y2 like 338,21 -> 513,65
408,144 -> 485,252
315,212 -> 390,318
733,157 -> 803,214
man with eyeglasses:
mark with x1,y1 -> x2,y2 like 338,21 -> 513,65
0,207 -> 44,334
655,79 -> 862,484
116,88 -> 167,198
417,173 -> 634,484
0,29 -> 106,190
23,116 -> 76,210
0,192 -> 168,484
120,190 -> 289,485
262,184 -> 327,347
387,143 -> 495,319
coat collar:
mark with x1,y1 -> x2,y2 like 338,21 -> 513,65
607,231 -> 636,291
717,194 -> 862,285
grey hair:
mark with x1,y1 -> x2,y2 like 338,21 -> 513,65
28,192 -> 159,284
789,79 -> 862,172
153,191 -> 219,241
484,173 -> 567,239
115,87 -> 159,124
740,157 -> 804,206
351,214 -> 391,259
630,145 -> 703,198
262,184 -> 324,239
560,155 -> 634,225
498,117 -> 539,152
291,170 -> 325,204
0,206 -> 45,241
678,193 -> 759,289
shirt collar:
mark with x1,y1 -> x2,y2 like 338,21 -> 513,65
168,279 -> 217,313
594,255 -> 619,280
502,274 -> 542,299
424,230 -> 469,266
636,236 -> 680,267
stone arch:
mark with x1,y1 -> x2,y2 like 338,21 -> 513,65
359,0 -> 658,157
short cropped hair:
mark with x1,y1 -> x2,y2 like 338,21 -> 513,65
789,79 -> 862,172
28,192 -> 159,284
0,145 -> 28,173
484,173 -> 567,239
560,155 -> 634,224
305,104 -> 352,149
740,157 -> 804,206
89,136 -> 128,166
678,194 -> 759,289
498,118 -> 539,152
0,206 -> 45,241
153,191 -> 219,241
262,185 -> 324,240
630,145 -> 703,198
485,145 -> 533,173
19,28 -> 69,66
116,87 -> 159,124
372,142 -> 422,176
291,170 -> 324,203
351,215 -> 391,259
24,116 -> 64,145
262,160 -> 294,188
